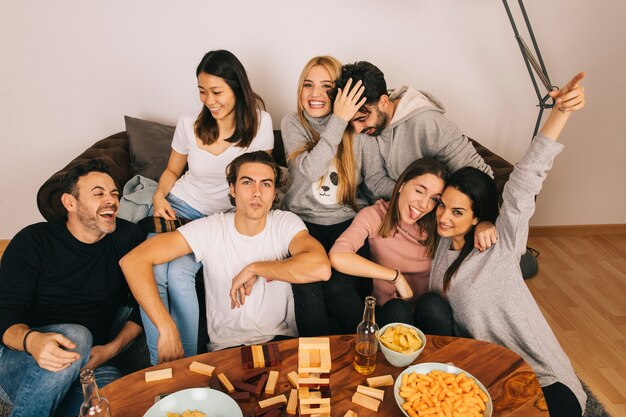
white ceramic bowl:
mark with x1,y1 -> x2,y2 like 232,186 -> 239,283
377,322 -> 426,367
394,362 -> 493,417
143,387 -> 242,417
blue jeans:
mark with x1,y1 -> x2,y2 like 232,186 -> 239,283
142,194 -> 203,364
0,324 -> 120,417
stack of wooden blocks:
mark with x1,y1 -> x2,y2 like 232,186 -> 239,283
296,337 -> 332,417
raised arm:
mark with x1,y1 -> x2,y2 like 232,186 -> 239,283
119,231 -> 193,362
497,72 -> 586,255
229,230 -> 331,308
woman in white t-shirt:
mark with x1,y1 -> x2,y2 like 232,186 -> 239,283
144,50 -> 274,364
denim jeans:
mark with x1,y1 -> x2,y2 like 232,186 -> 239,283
0,324 -> 121,417
142,194 -> 203,364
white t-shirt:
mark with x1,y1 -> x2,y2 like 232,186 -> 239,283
169,111 -> 274,215
178,210 -> 305,351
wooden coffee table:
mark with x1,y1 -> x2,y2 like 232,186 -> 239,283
100,335 -> 548,416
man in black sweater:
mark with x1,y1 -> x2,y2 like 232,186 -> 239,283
0,160 -> 145,417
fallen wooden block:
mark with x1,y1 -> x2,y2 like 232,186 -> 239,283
243,368 -> 268,383
258,394 -> 288,409
287,371 -> 299,388
343,410 -> 357,417
189,361 -> 215,377
254,373 -> 269,398
232,380 -> 256,394
217,373 -> 235,394
286,389 -> 298,415
144,368 -> 172,382
356,384 -> 385,401
254,403 -> 284,417
265,370 -> 279,395
366,374 -> 394,388
352,391 -> 381,412
230,391 -> 251,402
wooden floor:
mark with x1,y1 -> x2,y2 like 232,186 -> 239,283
0,234 -> 624,415
526,234 -> 626,417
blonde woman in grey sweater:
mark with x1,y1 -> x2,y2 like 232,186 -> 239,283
281,56 -> 396,336
419,73 -> 587,416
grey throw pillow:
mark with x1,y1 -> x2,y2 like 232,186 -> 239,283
125,115 -> 175,181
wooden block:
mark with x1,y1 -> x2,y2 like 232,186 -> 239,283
287,371 -> 299,388
298,387 -> 309,399
242,346 -> 254,368
320,347 -> 331,370
352,392 -> 381,412
265,370 -> 279,395
298,365 -> 331,374
144,368 -> 172,382
258,394 -> 288,409
232,380 -> 257,394
300,397 -> 330,406
243,368 -> 268,383
300,405 -> 331,415
309,349 -> 321,366
230,391 -> 251,402
299,348 -> 311,368
254,373 -> 269,398
299,337 -> 330,350
252,345 -> 264,368
356,385 -> 384,401
270,344 -> 281,366
343,410 -> 357,417
263,408 -> 282,417
262,344 -> 271,366
217,373 -> 235,394
286,389 -> 298,415
254,403 -> 284,416
189,361 -> 215,377
298,376 -> 330,387
366,374 -> 394,388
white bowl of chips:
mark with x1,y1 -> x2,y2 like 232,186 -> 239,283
394,363 -> 492,417
377,322 -> 426,367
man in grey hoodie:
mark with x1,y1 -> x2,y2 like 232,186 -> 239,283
336,61 -> 493,179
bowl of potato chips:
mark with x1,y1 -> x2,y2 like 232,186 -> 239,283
394,363 -> 492,417
377,323 -> 426,367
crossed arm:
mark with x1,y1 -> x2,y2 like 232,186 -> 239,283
229,230 -> 331,308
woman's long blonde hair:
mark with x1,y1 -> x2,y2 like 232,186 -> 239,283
288,56 -> 358,212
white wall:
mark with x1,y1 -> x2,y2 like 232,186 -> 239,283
1,0 -> 624,238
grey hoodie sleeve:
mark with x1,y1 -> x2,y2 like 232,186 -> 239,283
496,134 -> 563,258
420,112 -> 494,177
361,137 -> 396,199
280,113 -> 349,181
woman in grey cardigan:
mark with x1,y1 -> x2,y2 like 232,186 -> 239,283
420,73 -> 587,416
281,56 -> 397,336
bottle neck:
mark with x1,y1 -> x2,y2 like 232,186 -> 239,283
80,370 -> 101,404
362,296 -> 376,324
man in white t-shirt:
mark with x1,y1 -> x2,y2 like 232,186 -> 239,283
121,151 -> 330,362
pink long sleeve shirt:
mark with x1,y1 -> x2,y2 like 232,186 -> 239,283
329,200 -> 431,306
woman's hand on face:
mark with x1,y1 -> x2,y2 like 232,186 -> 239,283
474,221 -> 498,252
549,72 -> 586,113
153,194 -> 177,220
333,78 -> 367,122
394,272 -> 414,301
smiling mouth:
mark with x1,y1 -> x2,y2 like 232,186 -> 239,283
308,100 -> 327,109
408,206 -> 422,220
99,209 -> 116,220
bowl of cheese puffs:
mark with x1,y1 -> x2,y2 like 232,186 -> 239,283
377,322 -> 426,367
